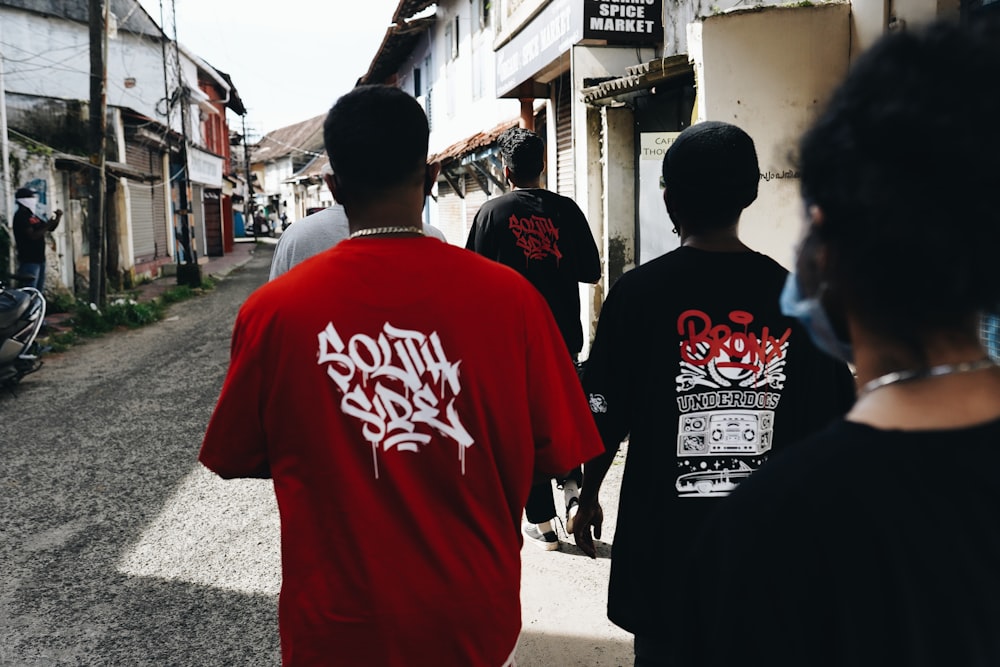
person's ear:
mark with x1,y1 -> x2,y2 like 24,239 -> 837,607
325,172 -> 345,205
503,165 -> 512,185
425,161 -> 441,196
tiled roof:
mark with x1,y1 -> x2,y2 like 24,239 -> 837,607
429,118 -> 520,165
251,114 -> 326,164
393,0 -> 437,23
359,16 -> 436,86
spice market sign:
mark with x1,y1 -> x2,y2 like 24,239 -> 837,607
583,0 -> 663,42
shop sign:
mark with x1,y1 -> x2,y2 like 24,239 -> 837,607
496,0 -> 582,97
583,0 -> 663,43
187,147 -> 223,188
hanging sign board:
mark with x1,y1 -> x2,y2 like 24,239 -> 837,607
187,147 -> 223,188
583,0 -> 663,43
496,0 -> 582,97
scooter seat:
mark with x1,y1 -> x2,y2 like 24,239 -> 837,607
0,290 -> 30,329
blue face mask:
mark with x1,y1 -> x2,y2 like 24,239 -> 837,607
779,272 -> 853,363
979,311 -> 1000,363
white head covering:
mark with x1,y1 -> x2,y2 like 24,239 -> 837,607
15,187 -> 38,215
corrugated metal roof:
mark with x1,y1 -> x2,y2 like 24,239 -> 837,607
581,55 -> 693,105
2,0 -> 163,37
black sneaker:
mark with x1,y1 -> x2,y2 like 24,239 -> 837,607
523,522 -> 559,551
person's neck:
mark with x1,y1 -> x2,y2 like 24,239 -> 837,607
848,326 -> 1000,430
510,178 -> 542,191
346,189 -> 424,234
679,226 -> 749,252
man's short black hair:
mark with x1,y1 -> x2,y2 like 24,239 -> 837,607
799,17 -> 1000,339
661,121 -> 759,233
324,85 -> 429,199
498,127 -> 544,181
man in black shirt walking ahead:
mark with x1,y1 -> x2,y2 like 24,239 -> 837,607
573,121 -> 855,666
467,127 -> 601,551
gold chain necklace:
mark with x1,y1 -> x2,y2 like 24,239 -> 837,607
349,226 -> 424,239
859,358 -> 997,397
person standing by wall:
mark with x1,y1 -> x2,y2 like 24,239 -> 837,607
12,187 -> 61,291
573,121 -> 855,666
466,126 -> 602,551
200,85 -> 604,666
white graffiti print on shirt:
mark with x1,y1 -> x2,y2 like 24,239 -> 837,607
317,321 -> 474,478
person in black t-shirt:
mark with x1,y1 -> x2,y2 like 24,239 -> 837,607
574,121 -> 855,666
467,127 -> 601,551
674,19 -> 1000,667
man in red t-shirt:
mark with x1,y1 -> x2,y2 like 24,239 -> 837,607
199,85 -> 604,667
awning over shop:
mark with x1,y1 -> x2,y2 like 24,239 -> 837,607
53,152 -> 153,182
581,55 -> 693,106
429,118 -> 519,199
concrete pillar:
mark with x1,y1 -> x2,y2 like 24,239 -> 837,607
519,99 -> 534,130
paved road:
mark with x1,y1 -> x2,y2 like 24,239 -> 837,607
1,244 -> 631,666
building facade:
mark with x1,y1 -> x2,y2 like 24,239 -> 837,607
0,0 -> 245,292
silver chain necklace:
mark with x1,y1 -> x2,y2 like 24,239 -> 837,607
859,358 -> 997,397
349,226 -> 424,239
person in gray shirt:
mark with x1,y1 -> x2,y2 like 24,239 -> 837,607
269,165 -> 447,280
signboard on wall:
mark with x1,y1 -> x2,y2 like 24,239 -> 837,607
496,0 -> 549,46
583,0 -> 663,43
187,147 -> 223,188
638,132 -> 680,264
496,0 -> 582,97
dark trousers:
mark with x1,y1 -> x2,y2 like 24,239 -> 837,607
524,466 -> 583,524
634,633 -> 674,667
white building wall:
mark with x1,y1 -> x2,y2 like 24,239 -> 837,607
425,0 -> 521,155
2,10 -> 177,133
689,3 -> 852,269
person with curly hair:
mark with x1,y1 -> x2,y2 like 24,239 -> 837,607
676,17 -> 1000,666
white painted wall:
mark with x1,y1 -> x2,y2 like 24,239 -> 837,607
425,0 -> 522,155
1,9 -> 180,134
689,3 -> 851,269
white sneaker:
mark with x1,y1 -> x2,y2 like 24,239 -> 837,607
523,522 -> 559,551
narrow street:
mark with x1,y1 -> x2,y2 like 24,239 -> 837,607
1,244 -> 631,666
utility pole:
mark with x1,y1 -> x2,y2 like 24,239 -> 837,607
242,113 -> 256,241
0,24 -> 15,279
168,0 -> 200,287
88,0 -> 108,306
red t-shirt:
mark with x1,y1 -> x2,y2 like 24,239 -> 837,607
200,236 -> 604,666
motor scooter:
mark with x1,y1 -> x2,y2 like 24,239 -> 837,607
0,277 -> 47,388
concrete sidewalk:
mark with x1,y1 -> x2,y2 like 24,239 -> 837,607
41,238 -> 268,334
131,237 -> 266,303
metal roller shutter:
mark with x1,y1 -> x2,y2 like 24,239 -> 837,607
437,181 -> 465,245
464,174 -> 489,243
554,72 -> 574,200
125,142 -> 156,262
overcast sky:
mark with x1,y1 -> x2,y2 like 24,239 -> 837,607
137,0 -> 400,139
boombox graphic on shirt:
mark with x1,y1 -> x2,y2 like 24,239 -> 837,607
674,308 -> 791,498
